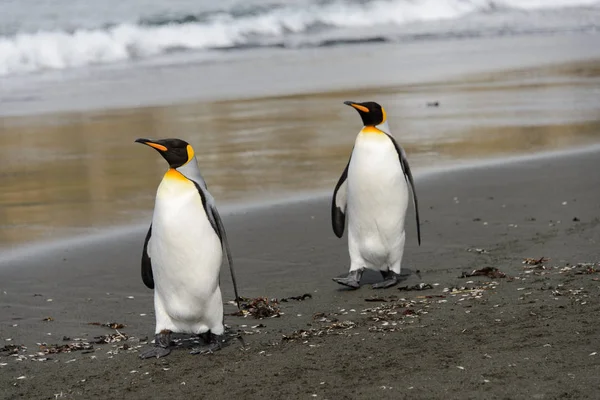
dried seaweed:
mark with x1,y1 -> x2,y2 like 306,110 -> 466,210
230,297 -> 281,319
280,293 -> 312,302
39,342 -> 93,354
460,267 -> 506,279
282,321 -> 356,341
397,283 -> 433,291
573,263 -> 599,275
523,257 -> 549,266
88,322 -> 126,329
93,331 -> 129,344
0,344 -> 26,355
364,295 -> 399,303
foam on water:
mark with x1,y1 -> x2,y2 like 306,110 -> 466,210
1,0 -> 598,77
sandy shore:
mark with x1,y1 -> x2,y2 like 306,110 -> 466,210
1,147 -> 599,399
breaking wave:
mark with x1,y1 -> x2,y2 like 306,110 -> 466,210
1,0 -> 599,76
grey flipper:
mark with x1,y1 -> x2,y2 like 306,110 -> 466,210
141,225 -> 154,289
191,181 -> 241,310
385,134 -> 421,245
331,153 -> 352,238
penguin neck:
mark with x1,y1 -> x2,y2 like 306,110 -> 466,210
361,126 -> 385,135
164,168 -> 188,182
173,156 -> 207,187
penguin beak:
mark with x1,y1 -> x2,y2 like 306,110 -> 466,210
344,101 -> 370,113
135,138 -> 168,152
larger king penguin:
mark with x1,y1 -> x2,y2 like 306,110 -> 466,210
135,138 -> 240,359
332,101 -> 421,289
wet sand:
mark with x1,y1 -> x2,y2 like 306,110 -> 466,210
1,57 -> 600,248
1,147 -> 599,399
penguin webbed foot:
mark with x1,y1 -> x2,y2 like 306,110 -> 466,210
190,332 -> 222,355
139,331 -> 172,359
332,269 -> 363,289
372,270 -> 400,289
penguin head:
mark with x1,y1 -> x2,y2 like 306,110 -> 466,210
135,138 -> 195,169
344,101 -> 390,134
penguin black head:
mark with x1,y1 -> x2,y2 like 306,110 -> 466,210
344,101 -> 387,128
135,138 -> 195,169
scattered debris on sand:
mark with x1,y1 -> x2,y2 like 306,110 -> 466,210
0,344 -> 26,355
460,267 -> 506,279
42,317 -> 54,322
88,322 -> 126,329
280,293 -> 312,302
93,331 -> 129,344
282,320 -> 356,342
467,248 -> 489,254
364,295 -> 399,303
523,257 -> 549,266
39,342 -> 93,354
231,297 -> 281,319
397,283 -> 433,291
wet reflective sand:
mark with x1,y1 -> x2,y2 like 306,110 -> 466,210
1,59 -> 599,247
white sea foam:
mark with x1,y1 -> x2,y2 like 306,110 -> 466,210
0,0 -> 598,76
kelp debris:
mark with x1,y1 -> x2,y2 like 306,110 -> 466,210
397,283 -> 433,291
280,293 -> 312,302
88,322 -> 126,329
461,267 -> 506,279
230,297 -> 281,319
39,342 -> 93,354
523,257 -> 549,266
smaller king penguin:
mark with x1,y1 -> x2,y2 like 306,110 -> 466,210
331,101 -> 421,289
135,138 -> 240,358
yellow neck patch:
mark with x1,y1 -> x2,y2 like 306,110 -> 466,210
361,126 -> 384,135
164,168 -> 189,182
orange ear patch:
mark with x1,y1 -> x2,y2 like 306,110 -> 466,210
186,144 -> 195,163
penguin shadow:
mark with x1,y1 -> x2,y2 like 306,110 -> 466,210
334,268 -> 416,291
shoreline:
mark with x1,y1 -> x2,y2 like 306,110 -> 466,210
2,140 -> 599,266
2,37 -> 599,250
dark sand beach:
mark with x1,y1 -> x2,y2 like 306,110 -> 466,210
1,146 -> 599,399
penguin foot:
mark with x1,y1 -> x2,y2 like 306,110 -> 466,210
372,271 -> 400,289
139,346 -> 171,359
332,269 -> 364,289
190,332 -> 222,355
139,330 -> 172,359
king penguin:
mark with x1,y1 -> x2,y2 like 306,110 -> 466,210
331,101 -> 421,289
135,138 -> 240,359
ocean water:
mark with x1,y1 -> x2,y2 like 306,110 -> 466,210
1,0 -> 600,249
1,0 -> 599,77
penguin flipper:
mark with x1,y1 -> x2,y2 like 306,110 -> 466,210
208,205 -> 241,310
191,180 -> 240,309
141,225 -> 154,289
385,134 -> 422,246
332,154 -> 352,238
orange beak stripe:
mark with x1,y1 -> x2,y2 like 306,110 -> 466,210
349,103 -> 370,113
146,142 -> 168,152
